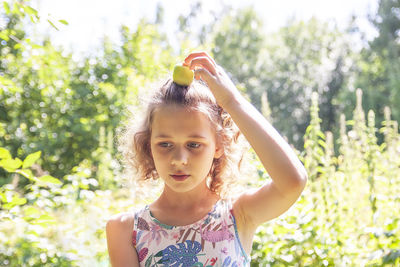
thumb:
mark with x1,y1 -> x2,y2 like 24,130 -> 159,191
194,68 -> 214,84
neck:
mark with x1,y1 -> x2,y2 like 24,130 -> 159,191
157,181 -> 219,210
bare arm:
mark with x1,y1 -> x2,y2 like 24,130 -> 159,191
185,51 -> 308,228
224,94 -> 307,226
106,213 -> 139,267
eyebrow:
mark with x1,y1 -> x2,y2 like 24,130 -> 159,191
154,134 -> 208,139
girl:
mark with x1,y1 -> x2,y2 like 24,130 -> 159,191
106,51 -> 307,266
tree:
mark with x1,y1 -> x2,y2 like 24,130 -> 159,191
211,6 -> 265,99
211,9 -> 353,148
0,2 -> 176,183
265,18 -> 355,146
349,0 -> 400,138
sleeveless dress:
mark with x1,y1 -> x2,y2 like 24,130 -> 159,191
132,199 -> 250,267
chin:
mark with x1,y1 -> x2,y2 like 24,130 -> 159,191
165,181 -> 201,193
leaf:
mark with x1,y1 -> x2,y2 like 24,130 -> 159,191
177,229 -> 185,243
14,43 -> 22,49
155,240 -> 203,265
10,196 -> 27,206
31,214 -> 56,225
222,256 -> 232,267
154,250 -> 163,258
379,143 -> 387,152
59,19 -> 69,25
191,231 -> 196,243
317,147 -> 324,157
14,169 -> 35,181
182,228 -> 192,242
138,248 -> 148,262
24,206 -> 41,216
2,195 -> 27,209
317,130 -> 326,140
145,255 -> 153,267
0,158 -> 22,172
316,166 -> 326,174
132,230 -> 137,247
23,5 -> 38,16
305,125 -> 313,135
38,175 -> 62,185
318,140 -> 326,148
22,151 -> 41,169
3,2 -> 10,14
0,31 -> 9,41
26,230 -> 40,237
98,82 -> 117,100
0,148 -> 11,160
47,19 -> 59,31
0,192 -> 6,203
304,139 -> 312,149
137,217 -> 150,230
212,223 -> 222,231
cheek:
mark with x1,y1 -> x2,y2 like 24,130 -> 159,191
198,148 -> 217,164
150,142 -> 162,157
149,146 -> 163,166
151,149 -> 164,164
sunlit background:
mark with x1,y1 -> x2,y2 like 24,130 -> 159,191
32,0 -> 377,52
31,0 -> 378,55
1,0 -> 400,266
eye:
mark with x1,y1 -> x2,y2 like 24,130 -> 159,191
158,142 -> 172,148
187,142 -> 201,149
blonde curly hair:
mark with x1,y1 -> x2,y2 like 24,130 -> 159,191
117,78 -> 251,198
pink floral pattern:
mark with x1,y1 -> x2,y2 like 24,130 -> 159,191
140,220 -> 168,246
132,199 -> 250,266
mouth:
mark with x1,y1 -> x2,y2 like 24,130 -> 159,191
170,174 -> 190,181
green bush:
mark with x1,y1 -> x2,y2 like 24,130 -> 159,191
1,89 -> 399,266
1,1 -> 399,266
251,90 -> 400,266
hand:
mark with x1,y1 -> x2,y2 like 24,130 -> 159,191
184,51 -> 241,109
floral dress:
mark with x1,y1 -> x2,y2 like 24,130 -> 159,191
132,199 -> 250,267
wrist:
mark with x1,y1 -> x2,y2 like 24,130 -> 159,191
220,92 -> 246,112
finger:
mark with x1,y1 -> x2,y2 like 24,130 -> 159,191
194,68 -> 214,84
184,51 -> 216,67
190,57 -> 217,76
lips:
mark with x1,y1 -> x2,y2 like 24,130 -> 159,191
170,174 -> 190,181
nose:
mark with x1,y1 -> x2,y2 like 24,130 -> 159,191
171,147 -> 188,166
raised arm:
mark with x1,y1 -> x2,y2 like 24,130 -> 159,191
221,91 -> 307,225
185,52 -> 307,228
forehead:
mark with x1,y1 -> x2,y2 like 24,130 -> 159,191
151,105 -> 215,139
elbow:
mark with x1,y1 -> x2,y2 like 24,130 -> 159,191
289,158 -> 308,190
295,168 -> 308,190
288,165 -> 308,192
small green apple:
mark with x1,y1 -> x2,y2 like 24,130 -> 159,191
173,64 -> 194,86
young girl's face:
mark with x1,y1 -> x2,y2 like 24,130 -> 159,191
150,105 -> 223,193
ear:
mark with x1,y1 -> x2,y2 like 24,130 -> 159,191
214,144 -> 224,159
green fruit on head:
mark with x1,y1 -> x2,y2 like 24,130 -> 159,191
173,64 -> 194,86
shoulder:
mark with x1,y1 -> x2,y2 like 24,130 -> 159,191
106,211 -> 135,247
106,212 -> 135,232
106,212 -> 139,267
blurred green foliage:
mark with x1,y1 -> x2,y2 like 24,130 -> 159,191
1,0 -> 400,266
250,90 -> 400,266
